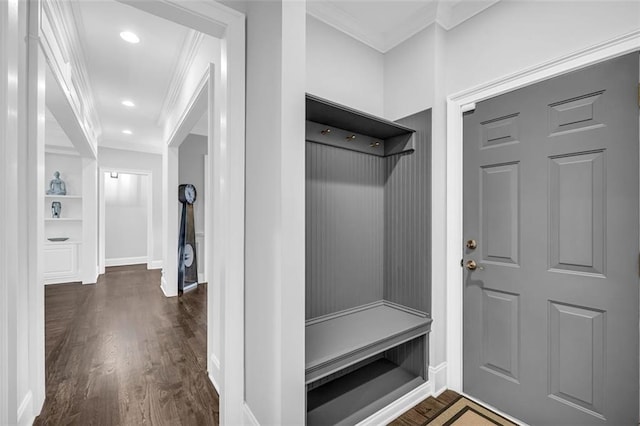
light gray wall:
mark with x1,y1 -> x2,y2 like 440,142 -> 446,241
98,147 -> 163,264
104,173 -> 147,260
306,15 -> 384,117
306,143 -> 385,319
178,133 -> 207,235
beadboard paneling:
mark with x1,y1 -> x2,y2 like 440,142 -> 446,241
384,335 -> 427,379
306,143 -> 385,319
384,110 -> 431,314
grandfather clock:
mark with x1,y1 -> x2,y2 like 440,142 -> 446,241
178,184 -> 198,296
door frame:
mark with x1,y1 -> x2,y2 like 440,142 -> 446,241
445,29 -> 640,392
99,168 -> 153,272
24,0 -> 246,423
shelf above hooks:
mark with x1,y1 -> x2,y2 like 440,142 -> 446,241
305,94 -> 416,157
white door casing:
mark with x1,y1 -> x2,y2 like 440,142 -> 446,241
446,30 -> 640,394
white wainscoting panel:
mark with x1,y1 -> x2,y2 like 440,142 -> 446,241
43,242 -> 79,284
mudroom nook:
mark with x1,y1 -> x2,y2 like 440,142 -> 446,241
304,94 -> 433,424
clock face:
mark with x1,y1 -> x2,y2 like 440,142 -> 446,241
185,184 -> 196,204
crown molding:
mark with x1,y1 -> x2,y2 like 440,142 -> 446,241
436,0 -> 500,30
307,0 -> 501,54
41,0 -> 101,148
307,1 -> 386,53
98,139 -> 164,155
157,29 -> 205,126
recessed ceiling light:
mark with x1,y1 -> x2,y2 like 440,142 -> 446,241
120,31 -> 140,44
122,129 -> 132,135
121,100 -> 135,107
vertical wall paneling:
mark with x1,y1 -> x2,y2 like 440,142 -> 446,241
306,143 -> 385,319
306,109 -> 431,319
384,336 -> 427,379
384,110 -> 432,313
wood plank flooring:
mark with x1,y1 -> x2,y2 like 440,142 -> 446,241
36,264 -> 469,426
35,265 -> 218,426
391,390 -> 461,425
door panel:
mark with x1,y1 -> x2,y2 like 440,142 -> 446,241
463,53 -> 639,425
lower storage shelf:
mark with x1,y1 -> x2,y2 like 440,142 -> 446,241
306,358 -> 424,426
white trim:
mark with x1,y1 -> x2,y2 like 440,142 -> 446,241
355,381 -> 433,426
157,29 -> 205,127
148,260 -> 163,270
445,29 -> 640,392
429,362 -> 448,397
166,69 -> 208,148
207,370 -> 220,394
160,276 -> 172,298
242,403 -> 260,426
17,390 -> 33,426
105,256 -> 148,267
43,145 -> 80,156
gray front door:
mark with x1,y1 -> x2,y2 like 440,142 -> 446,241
463,53 -> 639,425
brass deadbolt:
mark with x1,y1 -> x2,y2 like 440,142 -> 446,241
466,239 -> 477,250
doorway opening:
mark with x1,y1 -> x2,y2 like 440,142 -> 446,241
27,0 -> 245,422
100,170 -> 152,269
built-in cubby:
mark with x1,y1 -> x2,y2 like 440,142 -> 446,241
305,94 -> 432,425
44,151 -> 83,284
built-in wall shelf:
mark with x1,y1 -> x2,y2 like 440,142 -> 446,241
45,194 -> 82,199
45,240 -> 81,245
305,94 -> 416,157
305,301 -> 431,384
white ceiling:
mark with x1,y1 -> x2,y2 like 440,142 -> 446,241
307,0 -> 500,53
50,0 -> 498,155
72,0 -> 190,152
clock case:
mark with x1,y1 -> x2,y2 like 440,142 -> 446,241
178,184 -> 198,295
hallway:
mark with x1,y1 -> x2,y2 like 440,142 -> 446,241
35,266 -> 218,425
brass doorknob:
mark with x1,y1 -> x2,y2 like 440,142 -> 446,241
465,260 -> 478,271
466,239 -> 477,250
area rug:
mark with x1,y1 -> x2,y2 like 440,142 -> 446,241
425,396 -> 518,426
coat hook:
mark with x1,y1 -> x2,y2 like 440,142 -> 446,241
321,128 -> 331,135
346,135 -> 356,141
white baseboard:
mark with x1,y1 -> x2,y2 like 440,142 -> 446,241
429,362 -> 448,396
148,260 -> 163,269
243,402 -> 260,426
198,272 -> 205,283
82,268 -> 99,285
208,370 -> 220,394
17,390 -> 34,426
105,256 -> 147,267
356,381 -> 433,425
160,277 -> 170,297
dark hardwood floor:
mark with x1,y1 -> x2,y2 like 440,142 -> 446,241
35,265 -> 218,426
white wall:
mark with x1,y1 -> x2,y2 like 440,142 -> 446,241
178,133 -> 207,235
244,1 -> 306,424
98,147 -> 162,265
104,173 -> 148,261
382,0 -> 640,384
384,25 -> 436,120
306,15 -> 384,116
445,1 -> 640,95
